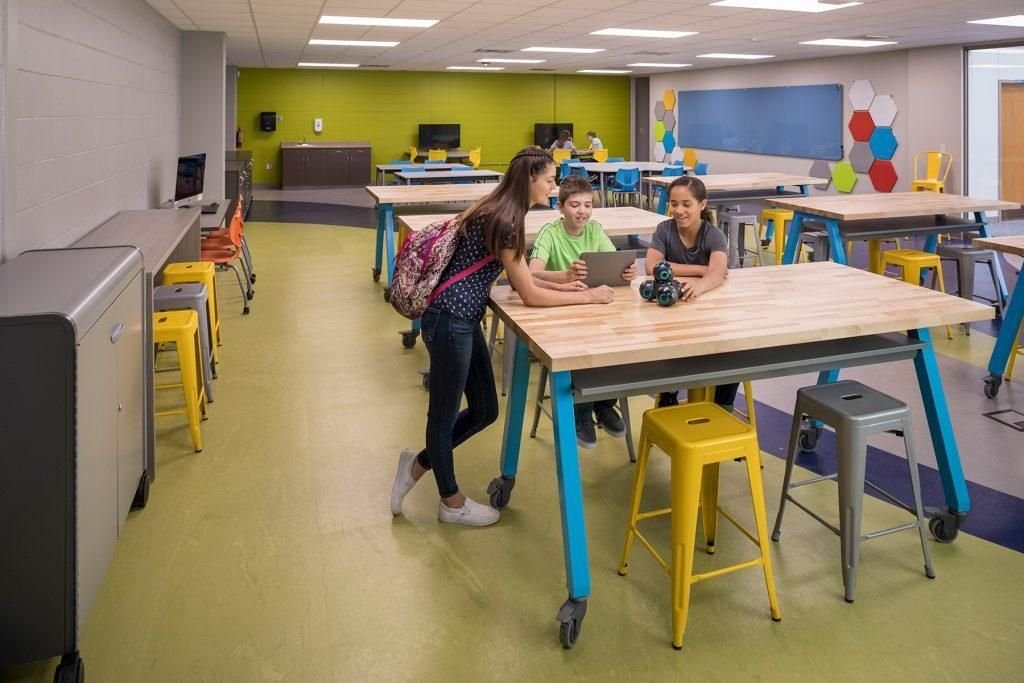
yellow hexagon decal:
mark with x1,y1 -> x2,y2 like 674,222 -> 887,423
663,89 -> 676,111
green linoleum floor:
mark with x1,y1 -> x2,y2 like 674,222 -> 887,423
4,222 -> 1022,682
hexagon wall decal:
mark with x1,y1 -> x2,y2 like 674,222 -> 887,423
849,142 -> 874,174
663,110 -> 676,132
868,94 -> 897,127
849,80 -> 875,111
809,159 -> 832,189
682,147 -> 698,168
654,100 -> 666,119
868,126 -> 898,160
868,159 -> 897,192
662,130 -> 676,154
848,111 -> 875,142
832,161 -> 857,193
663,89 -> 676,111
654,120 -> 666,142
653,140 -> 667,162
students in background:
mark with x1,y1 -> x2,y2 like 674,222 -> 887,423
529,175 -> 636,448
645,176 -> 738,410
549,130 -> 576,152
391,147 -> 615,527
583,130 -> 603,152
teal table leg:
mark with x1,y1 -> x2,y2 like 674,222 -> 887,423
372,204 -> 385,283
984,273 -> 1024,398
782,212 -> 806,264
824,218 -> 847,265
490,338 -> 531,506
383,203 -> 396,289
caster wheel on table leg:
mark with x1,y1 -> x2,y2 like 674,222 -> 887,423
929,514 -> 960,543
487,476 -> 516,509
372,267 -> 381,283
419,371 -> 430,390
556,598 -> 588,649
246,291 -> 254,300
383,288 -> 391,303
400,330 -> 419,349
250,273 -> 256,284
243,306 -> 250,315
797,424 -> 821,452
983,374 -> 1002,399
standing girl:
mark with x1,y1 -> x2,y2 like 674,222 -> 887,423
391,147 -> 614,526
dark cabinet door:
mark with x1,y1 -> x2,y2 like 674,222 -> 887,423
326,150 -> 349,186
348,148 -> 371,185
281,149 -> 305,188
304,149 -> 328,186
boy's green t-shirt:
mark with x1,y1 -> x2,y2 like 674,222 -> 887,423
530,217 -> 616,271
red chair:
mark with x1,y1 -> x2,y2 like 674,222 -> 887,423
201,210 -> 253,314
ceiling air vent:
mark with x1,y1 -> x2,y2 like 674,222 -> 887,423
474,49 -> 516,53
633,51 -> 673,56
529,68 -> 555,72
362,64 -> 391,68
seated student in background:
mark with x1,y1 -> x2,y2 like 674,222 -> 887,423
583,130 -> 603,152
549,130 -> 576,152
645,175 -> 738,410
530,174 -> 636,448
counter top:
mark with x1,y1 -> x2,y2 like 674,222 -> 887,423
280,141 -> 371,150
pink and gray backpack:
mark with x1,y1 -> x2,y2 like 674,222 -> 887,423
389,217 -> 494,319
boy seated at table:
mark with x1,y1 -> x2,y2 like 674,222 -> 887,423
582,130 -> 603,153
530,174 -> 637,448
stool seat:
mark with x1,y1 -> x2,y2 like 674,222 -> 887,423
641,402 -> 753,456
791,380 -> 909,428
881,249 -> 953,339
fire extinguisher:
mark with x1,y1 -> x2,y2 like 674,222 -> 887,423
235,127 -> 243,149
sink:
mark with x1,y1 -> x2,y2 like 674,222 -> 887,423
296,143 -> 314,147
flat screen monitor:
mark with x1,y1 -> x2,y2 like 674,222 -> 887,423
535,123 -> 573,149
173,153 -> 206,207
418,124 -> 461,150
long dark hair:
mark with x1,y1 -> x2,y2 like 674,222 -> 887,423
459,146 -> 554,261
668,176 -> 714,223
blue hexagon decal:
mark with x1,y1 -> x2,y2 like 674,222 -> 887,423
662,130 -> 676,154
868,126 -> 897,160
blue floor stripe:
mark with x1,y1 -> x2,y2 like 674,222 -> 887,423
748,395 -> 1024,553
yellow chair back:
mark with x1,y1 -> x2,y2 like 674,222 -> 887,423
468,147 -> 482,169
551,149 -> 572,164
914,151 -> 952,183
428,149 -> 447,162
408,146 -> 419,162
592,149 -> 609,163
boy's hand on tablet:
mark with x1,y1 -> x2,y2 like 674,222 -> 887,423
568,259 -> 588,281
621,262 -> 637,282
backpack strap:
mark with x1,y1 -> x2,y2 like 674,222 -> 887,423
426,255 -> 495,307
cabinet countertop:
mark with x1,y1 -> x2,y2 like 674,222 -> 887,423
280,142 -> 371,150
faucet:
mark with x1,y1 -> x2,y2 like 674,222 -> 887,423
302,135 -> 307,145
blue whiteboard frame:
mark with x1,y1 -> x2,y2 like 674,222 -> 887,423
677,84 -> 844,160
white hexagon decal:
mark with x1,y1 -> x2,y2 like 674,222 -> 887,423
849,80 -> 875,111
868,94 -> 897,127
653,141 -> 666,162
670,147 -> 684,164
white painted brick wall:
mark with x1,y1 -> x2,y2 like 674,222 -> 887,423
11,0 -> 179,257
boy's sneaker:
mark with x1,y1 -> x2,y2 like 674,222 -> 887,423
391,448 -> 418,515
656,392 -> 680,408
576,417 -> 598,449
595,406 -> 626,438
438,497 -> 500,527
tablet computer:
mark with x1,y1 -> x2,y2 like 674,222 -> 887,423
580,251 -> 636,288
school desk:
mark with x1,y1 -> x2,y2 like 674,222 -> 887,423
395,170 -> 503,185
374,162 -> 469,184
771,193 -> 1020,298
646,172 -> 821,216
972,235 -> 1024,398
487,260 -> 992,648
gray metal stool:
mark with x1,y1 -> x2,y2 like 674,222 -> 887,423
771,380 -> 934,602
936,244 -> 1005,335
718,214 -> 762,268
800,230 -> 831,262
154,283 -> 215,402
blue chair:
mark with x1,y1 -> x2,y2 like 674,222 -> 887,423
652,165 -> 686,211
694,162 -> 709,175
607,156 -> 626,163
608,168 -> 641,207
424,159 -> 445,165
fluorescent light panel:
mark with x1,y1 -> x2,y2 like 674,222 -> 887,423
967,15 -> 1024,27
522,46 -> 605,54
476,58 -> 545,64
319,15 -> 438,28
627,62 -> 692,68
969,64 -> 1024,69
697,53 -> 774,59
800,38 -> 897,47
710,0 -> 860,12
577,69 -> 632,74
309,39 -> 399,47
298,62 -> 359,68
447,66 -> 504,71
590,28 -> 697,38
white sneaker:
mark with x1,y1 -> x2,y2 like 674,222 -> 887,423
391,448 -> 418,515
438,497 -> 500,527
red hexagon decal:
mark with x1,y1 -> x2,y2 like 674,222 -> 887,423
848,111 -> 875,142
868,159 -> 897,192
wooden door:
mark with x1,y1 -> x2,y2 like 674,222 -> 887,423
1001,83 -> 1024,203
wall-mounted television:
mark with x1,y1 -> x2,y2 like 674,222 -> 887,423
418,124 -> 461,150
173,153 -> 206,207
534,123 -> 573,148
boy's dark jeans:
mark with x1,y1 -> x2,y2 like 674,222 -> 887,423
416,307 -> 499,499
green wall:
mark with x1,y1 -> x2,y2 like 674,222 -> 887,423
236,69 -> 631,187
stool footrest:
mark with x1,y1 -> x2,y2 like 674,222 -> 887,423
863,522 -> 922,540
788,473 -> 838,488
784,494 -> 841,536
691,557 -> 764,584
636,507 -> 671,522
716,506 -> 761,547
864,480 -> 917,516
631,529 -> 671,575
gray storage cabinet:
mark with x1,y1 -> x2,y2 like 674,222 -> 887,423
0,247 -> 146,682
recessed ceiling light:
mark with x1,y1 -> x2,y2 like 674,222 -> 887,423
627,62 -> 692,68
800,38 -> 897,47
577,69 -> 632,74
590,28 -> 697,38
447,66 -> 505,71
697,53 -> 774,59
476,58 -> 546,64
319,16 -> 438,28
309,39 -> 400,47
297,62 -> 360,68
523,46 -> 605,54
967,15 -> 1024,28
969,64 -> 1024,69
710,0 -> 860,13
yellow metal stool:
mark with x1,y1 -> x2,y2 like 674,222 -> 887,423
618,401 -> 781,650
154,310 -> 207,452
880,249 -> 954,339
161,261 -> 222,362
760,208 -> 794,265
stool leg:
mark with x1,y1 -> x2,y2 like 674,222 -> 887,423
670,455 -> 704,650
700,463 -> 720,554
986,259 -> 1005,318
744,444 -> 782,621
618,432 -> 652,575
529,365 -> 548,438
901,420 -> 936,579
620,396 -> 636,463
868,240 -> 883,274
836,429 -> 868,602
194,327 -> 207,420
772,409 -> 805,542
930,266 -> 954,340
177,333 -> 203,453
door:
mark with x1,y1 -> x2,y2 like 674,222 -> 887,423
634,77 -> 650,161
1000,82 -> 1024,203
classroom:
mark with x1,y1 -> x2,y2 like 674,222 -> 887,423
1,0 -> 1023,680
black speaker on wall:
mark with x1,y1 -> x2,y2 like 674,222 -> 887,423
259,112 -> 277,132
